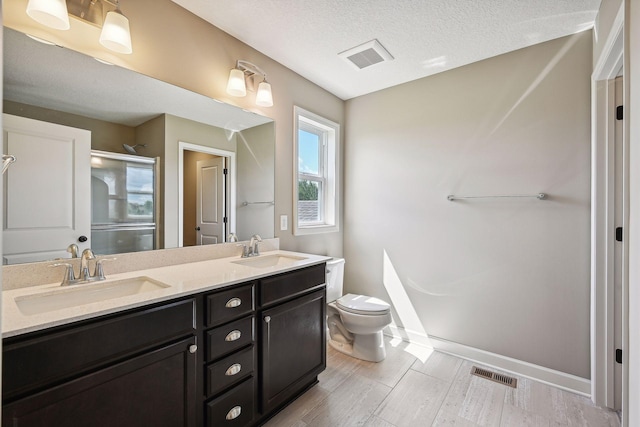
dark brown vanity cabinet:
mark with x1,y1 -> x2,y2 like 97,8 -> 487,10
2,298 -> 197,427
2,262 -> 327,427
258,264 -> 327,416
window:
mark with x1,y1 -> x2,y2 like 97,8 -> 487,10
293,106 -> 340,235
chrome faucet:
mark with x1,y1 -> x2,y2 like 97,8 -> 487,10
80,248 -> 96,281
50,249 -> 116,286
238,234 -> 263,258
250,234 -> 262,256
66,243 -> 79,258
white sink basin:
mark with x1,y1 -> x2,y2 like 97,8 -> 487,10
231,254 -> 308,268
15,276 -> 171,316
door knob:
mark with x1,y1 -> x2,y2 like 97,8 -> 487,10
195,227 -> 201,231
78,235 -> 88,242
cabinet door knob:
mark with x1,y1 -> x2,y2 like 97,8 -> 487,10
189,344 -> 197,354
226,405 -> 242,420
225,363 -> 242,376
264,316 -> 271,323
225,297 -> 242,308
225,330 -> 242,342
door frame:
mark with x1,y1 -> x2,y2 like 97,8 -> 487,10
590,2 -> 625,411
177,141 -> 235,247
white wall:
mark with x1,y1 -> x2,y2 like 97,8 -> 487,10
344,32 -> 593,378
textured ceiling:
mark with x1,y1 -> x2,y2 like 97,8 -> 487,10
172,0 -> 601,100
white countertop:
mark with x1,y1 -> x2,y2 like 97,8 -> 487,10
2,250 -> 331,338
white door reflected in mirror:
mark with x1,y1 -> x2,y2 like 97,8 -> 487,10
2,114 -> 91,265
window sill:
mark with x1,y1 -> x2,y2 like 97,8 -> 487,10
293,224 -> 339,236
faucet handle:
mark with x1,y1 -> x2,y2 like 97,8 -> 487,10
94,258 -> 117,280
49,263 -> 76,286
237,243 -> 250,258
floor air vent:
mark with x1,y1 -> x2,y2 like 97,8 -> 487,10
470,366 -> 517,388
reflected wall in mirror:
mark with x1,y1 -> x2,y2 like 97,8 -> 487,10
2,27 -> 275,264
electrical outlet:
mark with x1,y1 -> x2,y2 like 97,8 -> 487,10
280,215 -> 288,231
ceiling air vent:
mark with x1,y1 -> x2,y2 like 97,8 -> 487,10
339,39 -> 394,70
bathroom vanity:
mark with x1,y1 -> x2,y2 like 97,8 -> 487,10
1,251 -> 328,427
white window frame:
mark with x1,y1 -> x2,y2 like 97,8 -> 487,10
293,106 -> 340,235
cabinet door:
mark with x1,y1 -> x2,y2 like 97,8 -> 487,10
3,337 -> 197,427
260,288 -> 326,413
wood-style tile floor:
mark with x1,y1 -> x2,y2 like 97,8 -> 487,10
264,338 -> 620,427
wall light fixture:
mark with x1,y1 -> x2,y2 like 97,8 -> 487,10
226,60 -> 273,107
25,0 -> 133,54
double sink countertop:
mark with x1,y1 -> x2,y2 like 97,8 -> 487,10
2,250 -> 331,338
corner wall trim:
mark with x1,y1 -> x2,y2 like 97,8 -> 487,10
385,326 -> 591,397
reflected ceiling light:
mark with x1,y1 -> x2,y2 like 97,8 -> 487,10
226,60 -> 274,107
26,0 -> 70,30
25,34 -> 57,45
25,0 -> 133,55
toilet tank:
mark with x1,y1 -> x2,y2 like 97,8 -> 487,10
325,258 -> 345,302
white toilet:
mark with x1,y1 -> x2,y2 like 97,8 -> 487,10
325,258 -> 392,362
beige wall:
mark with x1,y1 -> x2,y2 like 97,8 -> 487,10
3,0 -> 344,256
3,101 -> 136,151
236,123 -> 275,241
593,0 -> 623,67
344,32 -> 593,378
163,114 -> 237,248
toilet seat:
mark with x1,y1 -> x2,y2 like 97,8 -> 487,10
336,293 -> 390,316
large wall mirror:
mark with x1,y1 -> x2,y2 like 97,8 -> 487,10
3,27 -> 275,264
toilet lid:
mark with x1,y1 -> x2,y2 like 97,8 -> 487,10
336,293 -> 391,315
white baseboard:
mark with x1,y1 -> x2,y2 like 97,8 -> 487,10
385,325 -> 591,397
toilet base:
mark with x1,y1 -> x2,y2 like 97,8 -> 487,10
328,330 -> 387,362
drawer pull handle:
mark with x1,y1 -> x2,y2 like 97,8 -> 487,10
225,297 -> 242,308
226,405 -> 242,420
225,363 -> 242,376
188,344 -> 197,354
225,330 -> 242,341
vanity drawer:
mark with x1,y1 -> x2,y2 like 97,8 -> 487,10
206,316 -> 254,362
206,346 -> 255,398
260,263 -> 326,307
206,376 -> 255,427
206,283 -> 255,327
